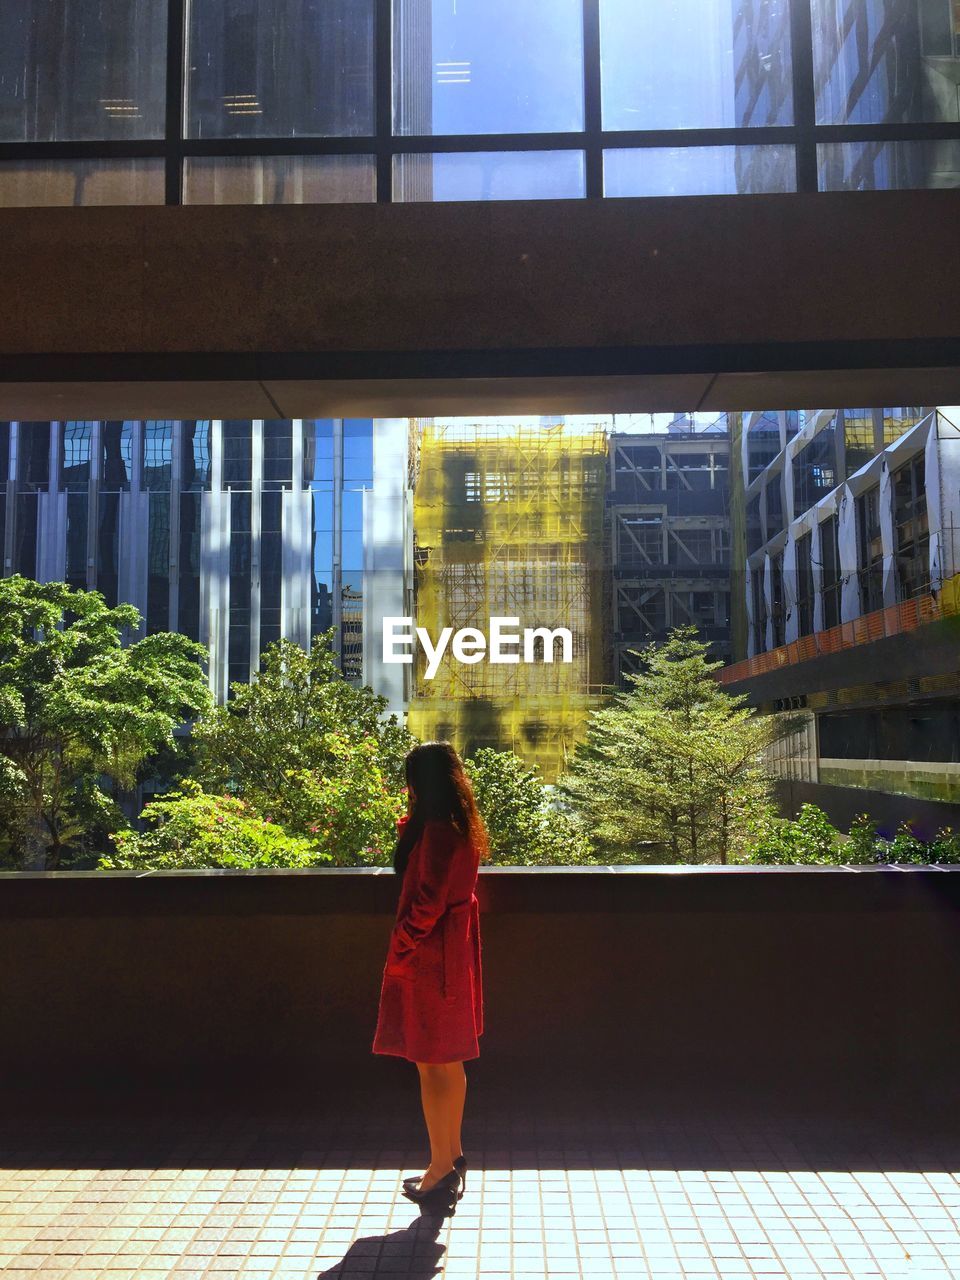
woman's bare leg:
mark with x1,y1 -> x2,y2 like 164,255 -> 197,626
451,1062 -> 466,1161
414,1062 -> 463,1191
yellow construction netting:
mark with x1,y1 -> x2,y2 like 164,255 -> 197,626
408,418 -> 611,781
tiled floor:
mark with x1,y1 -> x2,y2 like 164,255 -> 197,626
1,1071 -> 958,1280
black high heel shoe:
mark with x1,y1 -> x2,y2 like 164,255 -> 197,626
404,1154 -> 467,1199
401,1167 -> 460,1213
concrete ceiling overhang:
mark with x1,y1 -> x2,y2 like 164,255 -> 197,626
1,192 -> 958,419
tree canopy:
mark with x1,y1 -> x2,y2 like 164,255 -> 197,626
0,575 -> 210,869
558,626 -> 773,864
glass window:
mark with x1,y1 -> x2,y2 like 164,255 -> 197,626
820,513 -> 842,629
187,0 -> 375,138
100,420 -> 134,491
304,419 -> 335,487
343,419 -> 373,484
795,532 -> 814,636
394,151 -> 585,201
0,160 -> 164,207
222,419 -> 252,489
818,140 -> 960,190
65,492 -> 89,589
144,420 -> 175,490
263,420 -> 293,489
183,155 -> 375,204
856,484 -> 884,614
147,491 -> 171,634
182,421 -> 213,491
16,423 -> 52,490
605,146 -> 796,197
812,0 -> 960,124
0,0 -> 167,142
60,422 -> 93,490
600,0 -> 793,130
260,489 -> 283,655
393,0 -> 584,136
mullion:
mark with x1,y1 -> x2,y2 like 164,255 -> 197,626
164,0 -> 187,205
789,0 -> 818,192
582,0 -> 603,198
375,0 -> 392,202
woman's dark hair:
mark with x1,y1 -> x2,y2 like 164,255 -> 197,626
393,741 -> 490,876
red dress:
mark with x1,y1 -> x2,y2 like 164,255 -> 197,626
372,816 -> 484,1064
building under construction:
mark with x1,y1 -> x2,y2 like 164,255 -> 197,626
608,423 -> 733,683
407,417 -> 610,781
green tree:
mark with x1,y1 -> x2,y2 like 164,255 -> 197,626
558,626 -> 773,864
465,748 -> 597,865
101,779 -> 322,870
191,633 -> 413,800
0,575 -> 211,869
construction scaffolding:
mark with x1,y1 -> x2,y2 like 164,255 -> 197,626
407,418 -> 610,781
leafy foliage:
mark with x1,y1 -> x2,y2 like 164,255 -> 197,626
465,748 -> 597,865
743,806 -> 960,865
107,634 -> 412,870
0,575 -> 210,869
192,634 -> 413,799
271,736 -> 404,866
558,627 -> 773,863
101,779 -> 322,870
742,802 -> 842,864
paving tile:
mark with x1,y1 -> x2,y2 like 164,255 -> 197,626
1,1082 -> 959,1280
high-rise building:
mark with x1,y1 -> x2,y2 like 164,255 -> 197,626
725,405 -> 960,828
0,418 -> 409,702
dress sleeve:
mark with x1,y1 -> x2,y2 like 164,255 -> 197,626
386,822 -> 457,974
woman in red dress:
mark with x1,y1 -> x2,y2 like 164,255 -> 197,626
372,741 -> 488,1211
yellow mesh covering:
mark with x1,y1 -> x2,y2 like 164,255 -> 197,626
408,419 -> 611,781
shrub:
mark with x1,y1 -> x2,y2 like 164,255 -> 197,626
100,780 -> 323,870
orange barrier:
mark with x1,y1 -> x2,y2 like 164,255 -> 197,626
720,579 -> 960,685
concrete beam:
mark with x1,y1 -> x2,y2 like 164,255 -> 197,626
2,192 -> 959,417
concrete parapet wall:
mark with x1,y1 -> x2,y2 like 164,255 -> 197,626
2,866 -> 958,1090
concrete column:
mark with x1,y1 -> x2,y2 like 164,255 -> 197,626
201,421 -> 229,704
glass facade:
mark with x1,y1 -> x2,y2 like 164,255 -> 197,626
3,0 -> 958,204
0,420 -> 380,702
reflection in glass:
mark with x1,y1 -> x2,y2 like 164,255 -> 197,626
600,0 -> 793,130
183,155 -> 375,204
394,151 -> 585,201
98,421 -> 134,608
604,146 -> 796,196
60,422 -> 93,490
0,160 -> 165,207
393,0 -> 583,135
187,0 -> 375,138
304,419 -> 334,487
182,422 -> 213,491
144,421 -> 175,490
0,0 -> 167,142
818,139 -> 960,189
812,0 -> 960,125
